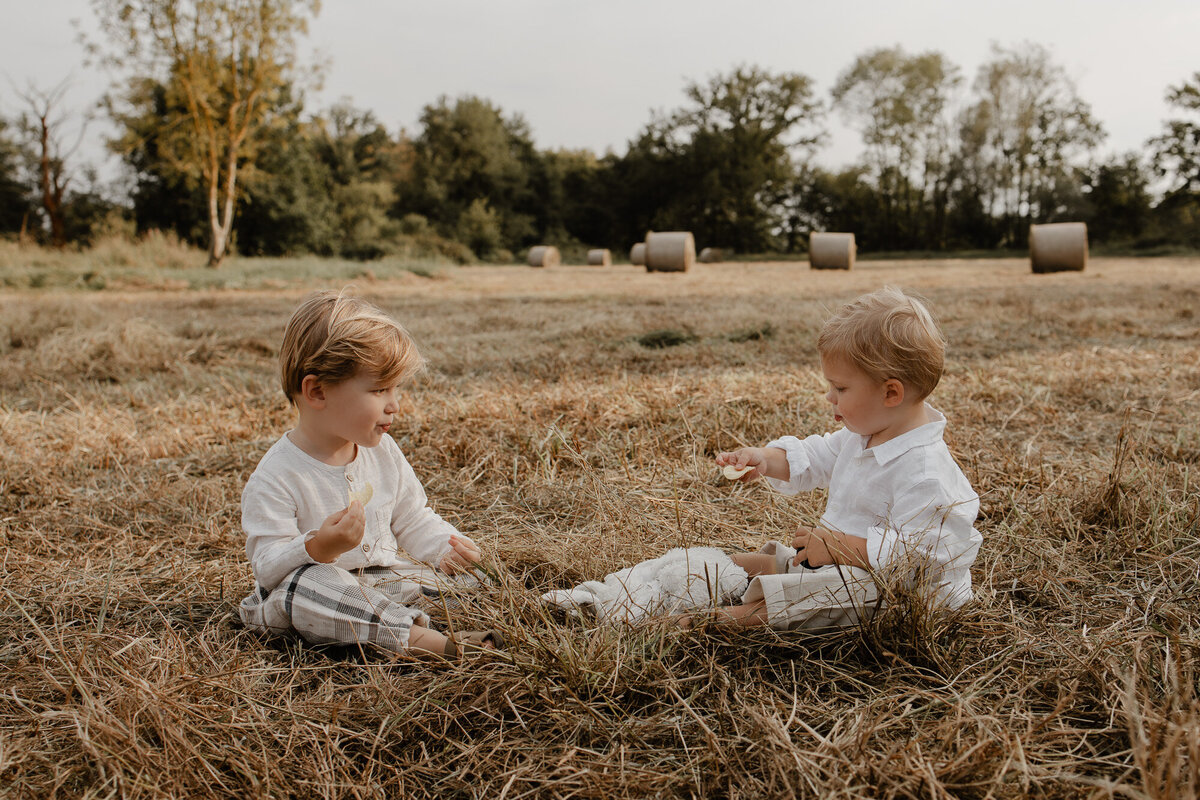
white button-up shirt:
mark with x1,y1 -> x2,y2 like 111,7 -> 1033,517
764,405 -> 982,608
242,433 -> 457,592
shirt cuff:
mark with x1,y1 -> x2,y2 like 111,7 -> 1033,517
763,436 -> 811,496
432,541 -> 453,569
865,525 -> 901,571
405,530 -> 454,569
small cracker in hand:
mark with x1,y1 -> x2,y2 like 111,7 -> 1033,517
348,482 -> 374,507
722,464 -> 754,480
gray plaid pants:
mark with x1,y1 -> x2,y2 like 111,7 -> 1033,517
239,563 -> 470,653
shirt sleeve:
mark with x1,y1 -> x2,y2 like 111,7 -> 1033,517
388,445 -> 458,566
762,428 -> 853,495
242,473 -> 319,592
864,477 -> 981,580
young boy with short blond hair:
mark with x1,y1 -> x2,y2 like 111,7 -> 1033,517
238,290 -> 500,656
710,286 -> 982,629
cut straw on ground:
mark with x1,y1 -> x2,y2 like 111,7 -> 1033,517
1,256 -> 1198,798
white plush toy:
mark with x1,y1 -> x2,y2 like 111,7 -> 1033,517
541,546 -> 749,624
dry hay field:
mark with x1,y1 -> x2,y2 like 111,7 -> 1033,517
1,256 -> 1199,799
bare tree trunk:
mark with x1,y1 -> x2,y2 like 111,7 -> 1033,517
17,81 -> 80,248
207,226 -> 226,268
207,168 -> 224,267
39,122 -> 66,247
220,149 -> 238,262
207,144 -> 240,268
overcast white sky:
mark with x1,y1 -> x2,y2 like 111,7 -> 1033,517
2,0 -> 1198,184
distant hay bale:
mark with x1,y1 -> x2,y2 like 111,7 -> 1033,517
644,231 -> 695,272
809,232 -> 856,270
698,247 -> 724,263
527,246 -> 561,268
586,248 -> 612,266
629,242 -> 646,266
1030,223 -> 1088,273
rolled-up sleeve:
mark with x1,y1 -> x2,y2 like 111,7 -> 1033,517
388,447 -> 457,566
763,429 -> 851,495
242,475 -> 318,592
864,478 -> 981,581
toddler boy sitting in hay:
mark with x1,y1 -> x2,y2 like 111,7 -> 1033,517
237,290 -> 501,657
544,287 -> 982,631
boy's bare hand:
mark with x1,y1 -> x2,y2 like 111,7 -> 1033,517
306,501 -> 366,562
792,526 -> 834,567
439,534 -> 482,574
715,447 -> 767,481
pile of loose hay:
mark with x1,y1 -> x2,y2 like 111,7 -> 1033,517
2,256 -> 1198,798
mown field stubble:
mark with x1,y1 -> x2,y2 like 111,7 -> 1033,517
1,256 -> 1198,799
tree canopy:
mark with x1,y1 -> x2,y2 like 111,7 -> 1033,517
958,43 -> 1105,247
0,116 -> 32,236
7,19 -> 1193,259
833,46 -> 961,248
1151,72 -> 1200,197
93,0 -> 320,266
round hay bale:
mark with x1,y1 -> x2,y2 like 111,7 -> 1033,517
527,245 -> 561,268
644,231 -> 695,272
586,248 -> 612,266
629,242 -> 646,266
698,247 -> 724,263
1029,222 -> 1087,273
808,232 -> 856,270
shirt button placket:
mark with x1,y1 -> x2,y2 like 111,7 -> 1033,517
347,471 -> 367,555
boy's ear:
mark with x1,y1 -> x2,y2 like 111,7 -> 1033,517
299,374 -> 327,409
882,378 -> 905,408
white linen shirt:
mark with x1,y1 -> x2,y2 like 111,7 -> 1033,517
242,432 -> 458,593
764,405 -> 982,608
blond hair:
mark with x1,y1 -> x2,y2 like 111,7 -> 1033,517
279,289 -> 425,406
817,287 -> 945,400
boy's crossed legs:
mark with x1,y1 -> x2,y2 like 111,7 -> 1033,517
676,552 -> 775,627
679,545 -> 876,630
241,563 -> 500,656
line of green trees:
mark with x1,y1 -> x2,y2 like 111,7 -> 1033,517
0,3 -> 1197,264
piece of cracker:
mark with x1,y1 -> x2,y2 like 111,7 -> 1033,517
722,464 -> 754,480
348,482 -> 374,506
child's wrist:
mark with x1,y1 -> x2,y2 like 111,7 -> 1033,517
763,446 -> 786,479
826,529 -> 843,563
305,537 -> 341,563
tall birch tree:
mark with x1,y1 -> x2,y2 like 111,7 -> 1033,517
92,0 -> 319,266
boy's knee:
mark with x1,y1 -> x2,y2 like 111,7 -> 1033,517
731,552 -> 779,577
756,540 -> 798,575
256,563 -> 355,633
288,562 -> 355,588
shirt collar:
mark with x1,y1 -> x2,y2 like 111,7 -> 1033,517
863,404 -> 947,465
281,430 -> 363,473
